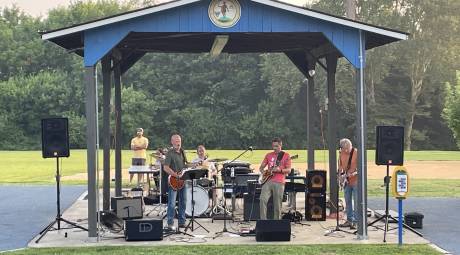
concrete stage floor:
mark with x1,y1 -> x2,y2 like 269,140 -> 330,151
28,190 -> 431,248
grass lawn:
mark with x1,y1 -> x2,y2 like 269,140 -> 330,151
366,179 -> 460,197
1,150 -> 459,197
1,149 -> 459,184
3,244 -> 441,255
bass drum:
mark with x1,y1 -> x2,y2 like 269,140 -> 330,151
185,183 -> 210,216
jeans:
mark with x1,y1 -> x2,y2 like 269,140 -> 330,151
260,180 -> 284,220
344,184 -> 358,223
167,187 -> 187,226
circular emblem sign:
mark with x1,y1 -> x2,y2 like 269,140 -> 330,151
208,0 -> 241,28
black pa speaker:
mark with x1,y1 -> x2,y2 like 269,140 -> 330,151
306,170 -> 326,193
376,126 -> 404,165
256,219 -> 291,241
305,193 -> 326,221
125,219 -> 163,241
41,118 -> 69,158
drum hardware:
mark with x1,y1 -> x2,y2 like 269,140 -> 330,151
145,165 -> 167,217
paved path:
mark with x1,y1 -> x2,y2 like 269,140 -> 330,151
368,197 -> 460,255
0,185 -> 85,251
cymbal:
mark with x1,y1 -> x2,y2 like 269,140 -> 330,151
207,158 -> 228,163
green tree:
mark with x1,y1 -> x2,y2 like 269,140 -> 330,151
443,71 -> 460,148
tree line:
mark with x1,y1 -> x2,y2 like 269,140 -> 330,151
0,0 -> 459,151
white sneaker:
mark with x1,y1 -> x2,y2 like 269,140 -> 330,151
167,224 -> 176,231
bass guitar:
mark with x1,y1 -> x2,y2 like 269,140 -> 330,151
339,170 -> 357,189
260,154 -> 298,185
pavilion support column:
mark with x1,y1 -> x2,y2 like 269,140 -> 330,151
356,30 -> 368,239
85,65 -> 98,237
101,56 -> 112,211
114,63 -> 122,197
326,54 -> 338,214
306,54 -> 316,171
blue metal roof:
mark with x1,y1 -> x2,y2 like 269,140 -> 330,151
41,0 -> 408,69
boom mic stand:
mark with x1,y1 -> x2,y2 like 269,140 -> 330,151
36,157 -> 88,243
227,146 -> 253,217
214,147 -> 252,239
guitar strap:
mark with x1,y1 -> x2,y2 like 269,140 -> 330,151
275,151 -> 285,167
180,148 -> 188,165
346,148 -> 354,172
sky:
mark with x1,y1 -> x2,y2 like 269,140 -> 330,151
0,0 -> 311,17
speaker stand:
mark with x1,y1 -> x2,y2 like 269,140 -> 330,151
367,164 -> 422,241
35,157 -> 88,243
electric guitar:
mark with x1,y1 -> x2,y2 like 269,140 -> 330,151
260,154 -> 298,185
339,170 -> 357,189
168,170 -> 185,191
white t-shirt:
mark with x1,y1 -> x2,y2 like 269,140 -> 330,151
192,157 -> 217,175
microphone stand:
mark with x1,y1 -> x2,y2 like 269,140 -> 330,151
227,147 -> 252,217
213,147 -> 252,239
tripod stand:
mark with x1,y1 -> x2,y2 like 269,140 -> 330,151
146,165 -> 167,217
184,174 -> 209,233
213,187 -> 239,239
325,173 -> 354,236
35,157 -> 88,243
163,204 -> 194,238
367,164 -> 422,242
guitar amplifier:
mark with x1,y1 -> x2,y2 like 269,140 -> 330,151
243,193 -> 273,221
111,196 -> 143,219
125,219 -> 163,241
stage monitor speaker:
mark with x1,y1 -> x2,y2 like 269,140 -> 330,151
41,118 -> 69,158
125,219 -> 163,241
306,170 -> 326,193
111,196 -> 143,220
243,193 -> 273,221
305,192 -> 326,221
376,125 -> 404,165
256,219 -> 291,242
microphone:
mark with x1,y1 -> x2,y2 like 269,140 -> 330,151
248,146 -> 253,151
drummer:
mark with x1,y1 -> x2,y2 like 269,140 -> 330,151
191,145 -> 217,203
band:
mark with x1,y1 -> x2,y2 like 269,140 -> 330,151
127,128 -> 357,231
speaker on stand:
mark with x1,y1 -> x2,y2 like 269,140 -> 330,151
36,118 -> 87,243
370,125 -> 422,241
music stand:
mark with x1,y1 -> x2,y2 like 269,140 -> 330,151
182,168 -> 209,233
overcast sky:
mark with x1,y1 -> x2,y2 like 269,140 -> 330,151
0,0 -> 310,17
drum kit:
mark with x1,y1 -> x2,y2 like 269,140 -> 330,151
147,154 -> 230,219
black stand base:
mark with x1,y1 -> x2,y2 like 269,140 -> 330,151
35,157 -> 88,244
184,218 -> 209,233
366,164 -> 423,242
368,214 -> 423,241
35,217 -> 88,243
325,225 -> 355,236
